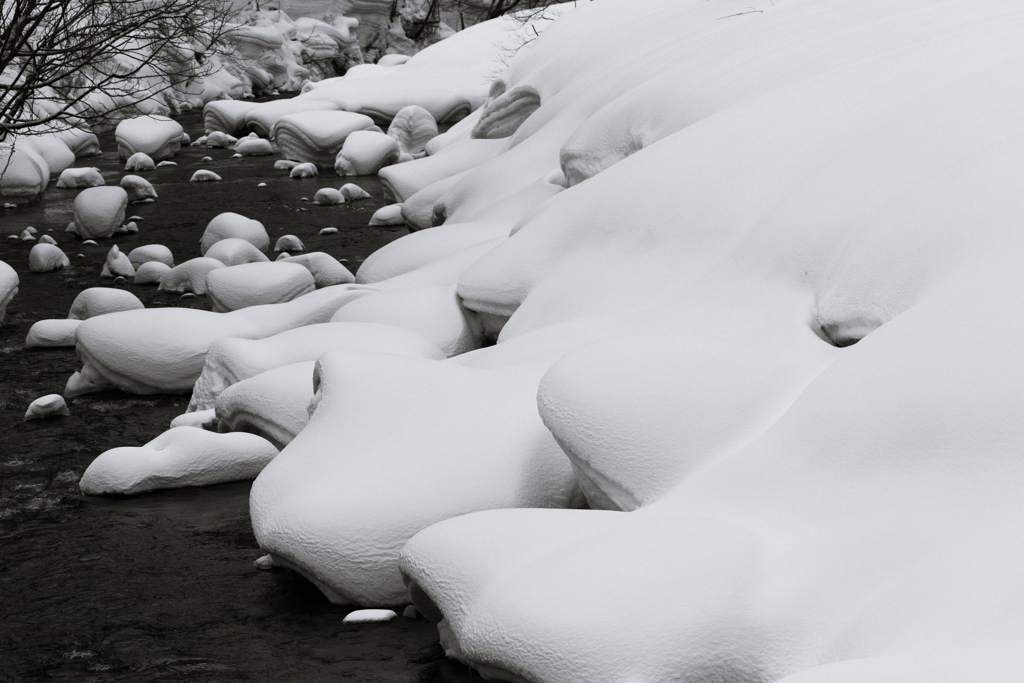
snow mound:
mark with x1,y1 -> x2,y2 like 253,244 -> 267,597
120,174 -> 157,203
280,252 -> 354,288
0,260 -> 17,323
343,609 -> 396,624
72,186 -> 128,239
205,131 -> 237,148
289,163 -> 318,178
127,244 -> 174,269
377,137 -> 505,203
158,257 -> 225,295
274,235 -> 304,252
313,187 -> 343,204
340,183 -> 370,201
22,134 -> 74,176
29,244 -> 70,272
387,105 -> 437,156
69,287 -> 144,320
206,262 -> 316,313
25,319 -> 81,347
272,110 -> 376,166
203,100 -> 258,136
215,360 -> 315,448
200,212 -> 270,254
115,115 -> 184,161
190,170 -> 222,182
205,238 -> 270,266
245,99 -> 340,137
368,204 -> 404,226
99,245 -> 135,279
134,261 -> 171,285
334,130 -> 400,176
25,394 -> 69,421
124,152 -> 155,172
0,143 -> 49,198
80,427 -> 278,495
56,167 -> 105,189
235,138 -> 274,156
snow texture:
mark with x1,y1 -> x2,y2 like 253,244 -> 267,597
99,245 -> 135,279
115,115 -> 184,161
26,319 -> 82,347
0,260 -> 18,323
72,187 -> 128,239
158,257 -> 225,295
68,288 -> 144,320
200,213 -> 270,255
134,262 -> 171,285
29,244 -> 71,272
204,238 -> 270,266
56,167 -> 105,189
274,235 -> 304,252
279,252 -> 354,288
24,394 -> 69,421
127,245 -> 174,269
334,130 -> 400,176
387,105 -> 437,156
120,175 -> 157,203
124,153 -> 155,172
205,262 -> 316,313
272,110 -> 375,167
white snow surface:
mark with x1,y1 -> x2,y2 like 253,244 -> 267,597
387,105 -> 437,155
124,153 -> 155,172
25,394 -> 70,421
334,130 -> 400,176
127,245 -> 175,269
56,167 -> 105,189
68,288 -> 144,320
120,175 -> 157,203
0,260 -> 18,323
80,427 -> 278,496
205,262 -> 316,313
72,187 -> 128,239
115,115 -> 184,161
280,252 -> 354,288
272,110 -> 376,166
200,213 -> 270,255
134,261 -> 171,285
158,257 -> 226,295
214,360 -> 316,449
28,244 -> 71,273
25,319 -> 82,347
204,238 -> 270,267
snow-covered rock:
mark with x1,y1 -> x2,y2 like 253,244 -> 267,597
190,170 -> 222,182
158,257 -> 225,294
289,162 -> 318,178
280,252 -> 354,288
127,244 -> 174,269
206,262 -> 316,313
274,235 -> 304,252
205,131 -> 237,148
115,115 -> 184,161
120,174 -> 157,202
203,100 -> 258,136
274,159 -> 300,171
69,287 -> 144,320
204,238 -> 270,266
272,110 -> 375,166
25,319 -> 81,347
245,99 -> 340,137
340,183 -> 370,201
99,245 -> 135,278
0,260 -> 17,323
235,137 -> 274,156
56,167 -> 105,189
334,130 -> 400,176
28,243 -> 70,272
124,152 -> 155,172
134,261 -> 171,285
80,427 -> 278,495
71,186 -> 128,239
0,143 -> 49,198
387,105 -> 437,156
24,394 -> 70,421
342,609 -> 396,624
313,187 -> 343,204
200,212 -> 269,254
22,134 -> 74,176
368,204 -> 405,226
214,361 -> 315,449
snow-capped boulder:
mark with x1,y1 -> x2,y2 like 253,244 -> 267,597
56,167 -> 105,188
24,394 -> 70,421
22,134 -> 75,176
368,204 -> 405,226
340,183 -> 370,201
80,427 -> 278,495
280,252 -> 355,288
289,162 -> 318,178
28,243 -> 70,272
200,212 -> 269,254
214,361 -> 315,449
313,187 -> 343,204
272,110 -> 375,167
127,244 -> 174,269
274,235 -> 304,252
205,131 -> 238,148
68,287 -> 144,320
158,257 -> 225,294
235,137 -> 273,156
124,152 -> 155,172
25,318 -> 81,347
203,100 -> 258,136
204,237 -> 270,266
115,115 -> 184,161
72,186 -> 128,239
334,131 -> 401,176
387,105 -> 437,156
205,262 -> 316,313
244,99 -> 340,137
0,143 -> 49,198
190,170 -> 222,182
99,245 -> 135,278
0,260 -> 19,323
120,174 -> 157,202
134,261 -> 171,285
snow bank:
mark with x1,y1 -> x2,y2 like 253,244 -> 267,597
245,100 -> 340,137
272,110 -> 376,166
80,427 -> 278,495
29,244 -> 70,272
206,262 -> 316,312
215,360 -> 315,449
115,115 -> 184,161
334,130 -> 400,176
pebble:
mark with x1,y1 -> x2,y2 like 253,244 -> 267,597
342,609 -> 396,624
257,183 -> 267,188
202,156 -> 213,162
157,161 -> 177,167
7,235 -> 17,241
232,153 -> 242,158
319,227 -> 338,235
113,276 -> 126,285
253,555 -> 275,570
181,293 -> 196,299
82,240 -> 98,246
129,216 -> 143,221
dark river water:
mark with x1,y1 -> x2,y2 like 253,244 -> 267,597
0,107 -> 476,682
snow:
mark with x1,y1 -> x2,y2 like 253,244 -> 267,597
71,187 -> 128,239
134,261 -> 171,285
378,137 -> 505,203
115,115 -> 184,161
334,131 -> 400,176
190,170 -> 222,182
68,288 -> 144,320
387,105 -> 437,156
170,409 -> 215,429
22,134 -> 75,176
203,100 -> 258,136
342,609 -> 396,624
124,152 -> 155,172
28,244 -> 71,272
204,131 -> 237,148
200,212 -> 270,255
274,235 -> 304,252
56,168 -> 105,189
272,110 -> 376,166
99,245 -> 135,279
280,252 -> 354,288
235,138 -> 274,156
245,99 -> 341,137
368,204 -> 404,227
339,183 -> 370,201
0,143 -> 50,199
0,260 -> 18,323
120,175 -> 157,203
289,163 -> 318,178
214,360 -> 316,449
158,257 -> 225,295
73,284 -> 369,394
80,427 -> 278,496
26,319 -> 81,347
24,394 -> 70,421
313,188 -> 343,204
127,245 -> 174,269
205,262 -> 316,313
204,238 -> 270,267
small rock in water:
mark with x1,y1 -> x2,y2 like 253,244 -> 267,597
82,240 -> 98,246
117,221 -> 139,234
340,183 -> 371,201
402,605 -> 418,620
300,197 -> 309,202
20,229 -> 36,242
113,276 -> 126,285
38,234 -> 57,245
6,235 -> 18,241
319,227 -> 338,235
25,227 -> 38,235
275,252 -> 290,260
257,183 -> 267,188
274,234 -> 304,252
157,161 -> 177,167
273,159 -> 299,171
4,203 -> 16,209
124,152 -> 155,172
29,244 -> 70,272
232,153 -> 242,158
180,132 -> 191,145
25,394 -> 70,421
253,555 -> 275,570
190,170 -> 222,182
289,163 -> 318,179
100,244 -> 135,278
193,136 -> 208,146
181,292 -> 196,299
129,216 -> 144,221
76,254 -> 85,258
342,609 -> 396,624
313,187 -> 344,205
201,156 -> 213,162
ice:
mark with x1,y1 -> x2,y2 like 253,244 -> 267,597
334,130 -> 400,176
71,187 -> 128,239
215,361 -> 316,448
127,245 -> 174,269
206,262 -> 316,313
158,257 -> 226,295
339,183 -> 370,201
279,252 -> 354,288
274,235 -> 305,252
28,244 -> 71,272
68,288 -> 144,320
25,319 -> 81,347
24,394 -> 70,421
134,261 -> 171,285
80,427 -> 278,495
120,175 -> 158,203
0,260 -> 18,323
189,321 -> 443,411
313,188 -> 343,204
190,170 -> 222,182
289,163 -> 318,178
115,115 -> 184,161
204,238 -> 270,266
124,152 -> 155,172
73,285 -> 369,394
387,105 -> 437,156
235,138 -> 274,156
99,245 -> 135,279
272,110 -> 375,166
367,204 -> 404,227
56,168 -> 105,189
0,143 -> 50,199
200,212 -> 270,254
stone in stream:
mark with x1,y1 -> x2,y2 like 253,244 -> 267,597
24,394 -> 70,421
